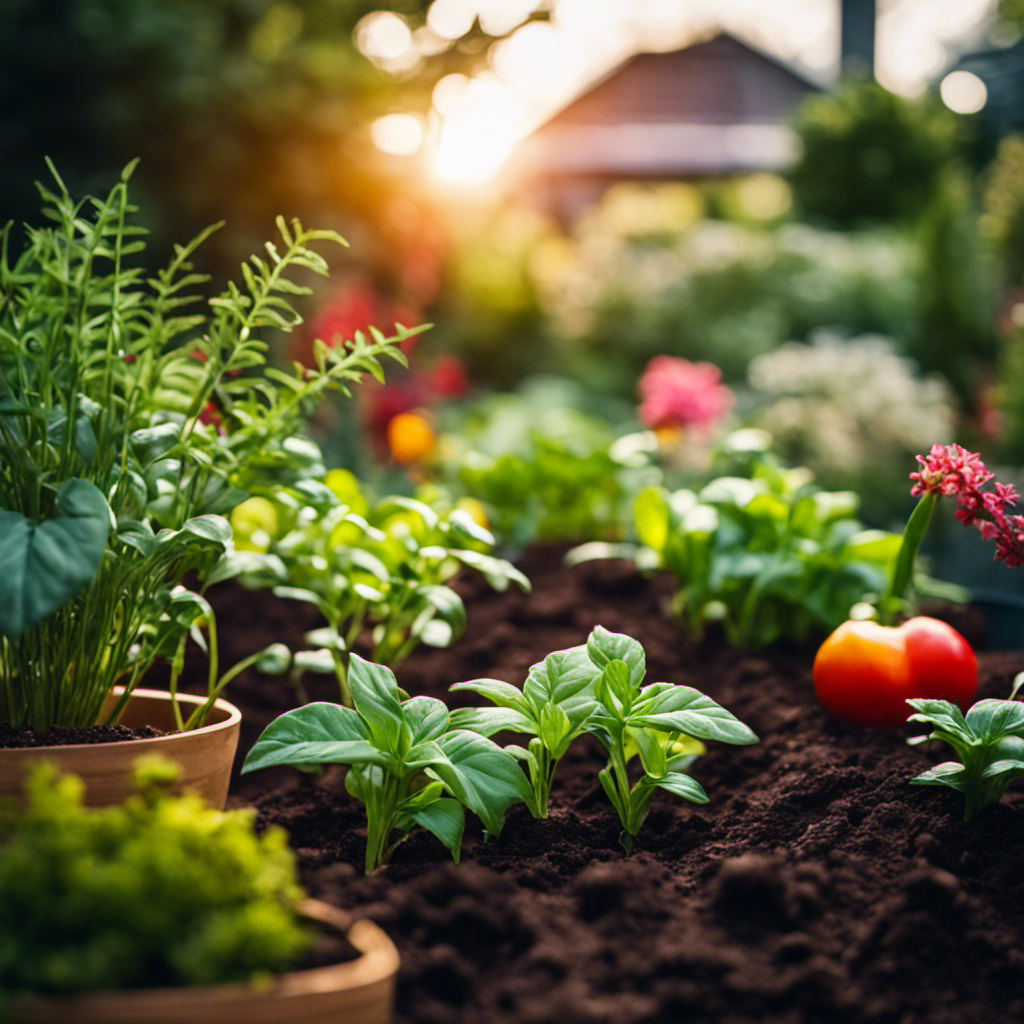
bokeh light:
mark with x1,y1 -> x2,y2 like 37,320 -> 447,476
940,70 -> 989,114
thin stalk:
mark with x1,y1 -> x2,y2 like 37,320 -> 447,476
881,491 -> 938,625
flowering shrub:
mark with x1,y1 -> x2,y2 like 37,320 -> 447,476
748,332 -> 954,521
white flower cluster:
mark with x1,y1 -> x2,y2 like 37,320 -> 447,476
748,331 -> 955,481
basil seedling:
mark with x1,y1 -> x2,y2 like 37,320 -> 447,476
450,642 -> 601,817
583,627 -> 758,851
908,681 -> 1024,821
451,626 -> 758,851
242,655 -> 532,871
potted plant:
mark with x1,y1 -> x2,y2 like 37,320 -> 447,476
3,759 -> 399,1024
0,162 -> 416,805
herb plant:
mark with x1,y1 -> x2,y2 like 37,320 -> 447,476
0,162 -> 413,730
241,654 -> 533,872
227,470 -> 529,705
452,626 -> 758,851
0,758 -> 310,994
908,681 -> 1024,820
631,446 -> 900,647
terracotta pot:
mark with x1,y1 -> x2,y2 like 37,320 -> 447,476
0,687 -> 240,809
10,900 -> 400,1024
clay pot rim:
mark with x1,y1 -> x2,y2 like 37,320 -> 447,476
9,899 -> 400,1010
0,687 -> 242,754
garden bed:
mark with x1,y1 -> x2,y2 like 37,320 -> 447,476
213,544 -> 1024,1024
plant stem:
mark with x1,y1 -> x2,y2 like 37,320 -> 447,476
881,491 -> 938,624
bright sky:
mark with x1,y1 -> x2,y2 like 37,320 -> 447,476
357,0 -> 1001,186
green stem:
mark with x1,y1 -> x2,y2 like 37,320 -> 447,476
882,491 -> 938,624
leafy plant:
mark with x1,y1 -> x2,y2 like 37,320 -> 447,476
227,470 -> 529,705
241,654 -> 532,872
908,679 -> 1024,820
630,444 -> 900,648
0,161 -> 415,730
0,758 -> 310,994
452,626 -> 758,851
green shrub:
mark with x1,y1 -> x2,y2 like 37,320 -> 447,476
0,759 -> 310,994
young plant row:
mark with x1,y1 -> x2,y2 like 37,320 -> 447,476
242,626 -> 759,870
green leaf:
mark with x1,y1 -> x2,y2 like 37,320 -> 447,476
906,699 -> 973,742
347,655 -> 405,752
450,678 -> 532,713
410,798 -> 465,863
629,686 -> 758,745
448,705 -> 534,737
448,549 -> 531,592
634,485 -> 670,552
538,702 -> 573,756
627,725 -> 667,777
522,644 -> 599,712
430,731 -> 532,837
586,626 -> 646,687
403,696 -> 450,745
182,515 -> 232,544
981,760 -> 1024,781
130,423 -> 181,466
601,660 -> 633,707
965,700 -> 1024,744
909,762 -> 968,792
645,771 -> 710,803
0,478 -> 111,638
241,702 -> 387,773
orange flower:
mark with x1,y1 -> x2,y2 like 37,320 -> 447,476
387,411 -> 436,465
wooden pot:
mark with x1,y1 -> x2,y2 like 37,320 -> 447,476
0,687 -> 240,809
10,900 -> 400,1024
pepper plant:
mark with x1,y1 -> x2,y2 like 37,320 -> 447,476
225,470 -> 529,706
242,654 -> 532,871
908,678 -> 1024,821
0,161 -> 414,730
452,626 -> 758,851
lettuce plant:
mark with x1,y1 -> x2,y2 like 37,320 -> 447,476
0,162 -> 414,730
226,472 -> 529,705
631,446 -> 900,647
452,626 -> 758,851
242,654 -> 532,872
908,680 -> 1024,821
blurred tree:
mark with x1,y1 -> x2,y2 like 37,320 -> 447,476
788,78 -> 962,227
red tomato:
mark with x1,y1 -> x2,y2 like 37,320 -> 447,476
812,616 -> 977,727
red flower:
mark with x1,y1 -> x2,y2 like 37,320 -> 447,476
637,356 -> 732,432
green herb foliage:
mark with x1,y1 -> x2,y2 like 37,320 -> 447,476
241,654 -> 533,872
0,759 -> 310,995
0,162 -> 415,729
453,626 -> 758,851
908,682 -> 1024,821
632,451 -> 899,648
225,472 -> 529,706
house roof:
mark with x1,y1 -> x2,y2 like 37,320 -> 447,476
516,32 -> 822,179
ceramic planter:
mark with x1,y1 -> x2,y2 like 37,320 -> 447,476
10,900 -> 399,1024
0,687 -> 241,809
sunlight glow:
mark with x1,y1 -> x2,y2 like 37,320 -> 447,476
354,11 -> 412,60
427,0 -> 477,40
371,113 -> 426,156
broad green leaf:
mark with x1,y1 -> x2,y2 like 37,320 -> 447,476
448,548 -> 531,592
347,654 -> 405,751
0,478 -> 111,638
601,660 -> 633,707
448,705 -> 534,737
909,762 -> 968,791
628,686 -> 758,745
965,700 -> 1024,744
411,798 -> 465,863
431,730 -> 532,837
241,702 -> 387,773
403,696 -> 450,745
906,699 -> 973,742
646,771 -> 709,803
403,740 -> 450,770
522,644 -> 599,712
538,702 -> 573,756
116,518 -> 157,556
451,678 -> 532,713
586,626 -> 646,687
130,423 -> 181,466
182,514 -> 232,544
981,760 -> 1024,780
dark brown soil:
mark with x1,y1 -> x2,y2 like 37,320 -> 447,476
207,544 -> 1024,1024
0,722 -> 163,747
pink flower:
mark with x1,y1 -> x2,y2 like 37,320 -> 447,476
637,356 -> 732,432
910,443 -> 1024,568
